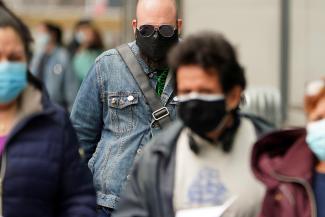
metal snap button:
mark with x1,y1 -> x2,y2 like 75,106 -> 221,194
111,98 -> 117,106
127,95 -> 134,102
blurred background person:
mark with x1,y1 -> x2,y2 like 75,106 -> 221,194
0,2 -> 96,217
69,19 -> 105,86
30,21 -> 79,111
252,78 -> 325,217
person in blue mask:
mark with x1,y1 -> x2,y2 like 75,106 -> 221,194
252,78 -> 325,217
0,2 -> 97,216
30,21 -> 79,111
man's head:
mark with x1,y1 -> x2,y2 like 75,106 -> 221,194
132,0 -> 182,69
133,0 -> 181,31
34,22 -> 62,53
169,31 -> 246,139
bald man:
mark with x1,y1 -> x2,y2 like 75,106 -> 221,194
70,0 -> 182,216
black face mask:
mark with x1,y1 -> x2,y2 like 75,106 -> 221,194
135,29 -> 179,64
178,95 -> 228,136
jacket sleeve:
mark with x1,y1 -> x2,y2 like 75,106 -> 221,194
61,52 -> 79,112
70,64 -> 103,163
58,116 -> 97,217
63,61 -> 79,112
112,156 -> 149,217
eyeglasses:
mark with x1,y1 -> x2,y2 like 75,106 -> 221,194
305,79 -> 325,96
138,25 -> 176,38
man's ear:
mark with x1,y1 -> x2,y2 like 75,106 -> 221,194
132,19 -> 137,34
226,86 -> 243,111
177,18 -> 183,35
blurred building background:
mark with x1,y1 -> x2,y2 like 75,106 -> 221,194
181,0 -> 325,127
3,0 -> 324,126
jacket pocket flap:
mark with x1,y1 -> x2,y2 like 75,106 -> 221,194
108,92 -> 139,109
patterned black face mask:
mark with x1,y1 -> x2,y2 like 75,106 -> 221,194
178,94 -> 228,135
135,28 -> 179,63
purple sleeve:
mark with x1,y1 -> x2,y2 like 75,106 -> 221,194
0,136 -> 6,155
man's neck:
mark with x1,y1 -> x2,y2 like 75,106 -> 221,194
316,162 -> 325,174
45,43 -> 57,55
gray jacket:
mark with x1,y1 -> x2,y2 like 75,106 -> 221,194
30,47 -> 79,111
113,114 -> 274,217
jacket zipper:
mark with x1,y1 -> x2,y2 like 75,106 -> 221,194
271,171 -> 317,217
0,151 -> 7,217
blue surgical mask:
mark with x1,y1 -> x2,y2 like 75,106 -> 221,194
0,62 -> 28,104
306,119 -> 325,161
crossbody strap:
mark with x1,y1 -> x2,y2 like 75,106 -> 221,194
116,44 -> 172,128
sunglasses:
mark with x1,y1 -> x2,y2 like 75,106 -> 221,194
138,25 -> 176,38
305,79 -> 325,96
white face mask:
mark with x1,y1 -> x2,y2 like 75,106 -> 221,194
306,119 -> 325,161
34,32 -> 50,52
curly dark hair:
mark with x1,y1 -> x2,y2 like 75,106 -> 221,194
0,1 -> 33,62
168,31 -> 246,94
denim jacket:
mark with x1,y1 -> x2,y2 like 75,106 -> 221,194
30,46 -> 79,111
70,41 -> 178,209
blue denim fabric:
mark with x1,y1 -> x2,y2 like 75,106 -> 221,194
71,41 -> 178,209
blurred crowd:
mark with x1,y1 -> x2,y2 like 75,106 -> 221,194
0,0 -> 324,217
29,19 -> 105,111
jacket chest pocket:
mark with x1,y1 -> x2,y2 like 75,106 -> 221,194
107,92 -> 139,135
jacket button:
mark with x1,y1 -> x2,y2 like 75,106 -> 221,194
112,98 -> 117,106
127,95 -> 134,102
127,175 -> 132,180
137,149 -> 142,154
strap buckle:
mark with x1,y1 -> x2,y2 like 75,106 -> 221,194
152,107 -> 170,122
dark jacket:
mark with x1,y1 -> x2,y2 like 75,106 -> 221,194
1,77 -> 96,217
251,128 -> 317,217
112,114 -> 274,217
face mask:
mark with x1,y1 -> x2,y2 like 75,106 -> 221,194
75,31 -> 86,44
135,28 -> 179,63
306,119 -> 325,161
178,93 -> 228,136
0,62 -> 28,104
34,33 -> 49,52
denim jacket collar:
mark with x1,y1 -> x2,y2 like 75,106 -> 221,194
128,41 -> 176,105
